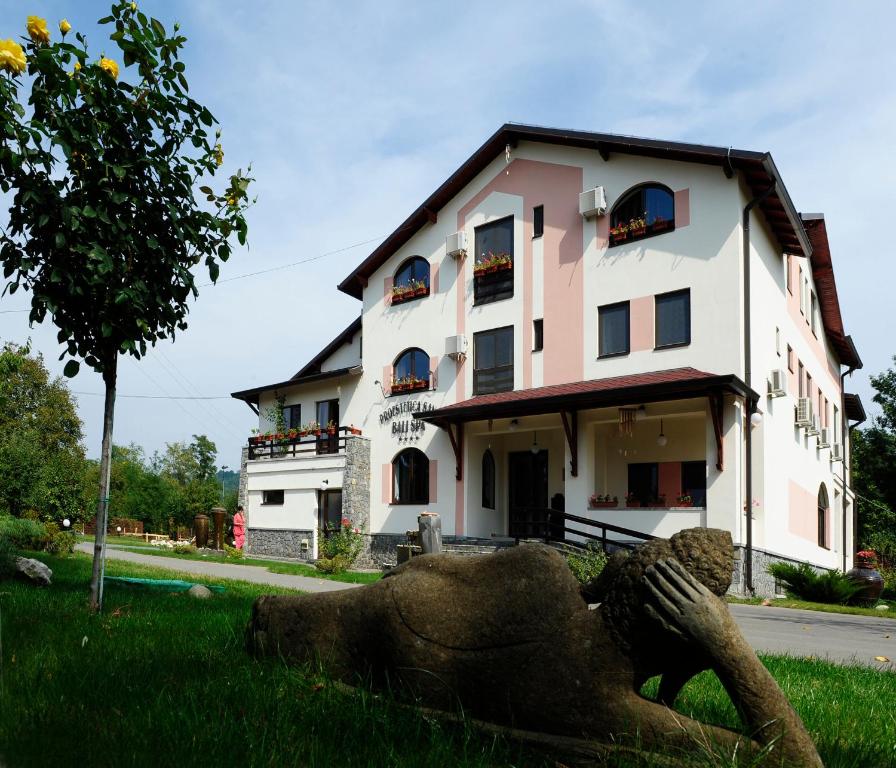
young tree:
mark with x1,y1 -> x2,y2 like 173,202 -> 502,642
0,5 -> 252,610
158,434 -> 220,528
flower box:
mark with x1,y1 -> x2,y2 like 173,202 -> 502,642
348,426 -> 362,435
651,219 -> 672,232
495,260 -> 512,272
625,500 -> 641,508
415,285 -> 429,297
588,501 -> 618,509
629,225 -> 647,238
327,426 -> 336,436
609,231 -> 628,245
409,379 -> 429,391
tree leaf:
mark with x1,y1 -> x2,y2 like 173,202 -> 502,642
63,360 -> 80,378
82,206 -> 97,218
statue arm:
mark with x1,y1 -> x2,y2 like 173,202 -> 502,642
643,559 -> 822,768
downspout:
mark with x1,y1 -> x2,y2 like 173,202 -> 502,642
742,181 -> 776,595
839,366 -> 859,572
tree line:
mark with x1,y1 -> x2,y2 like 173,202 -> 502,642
0,342 -> 236,532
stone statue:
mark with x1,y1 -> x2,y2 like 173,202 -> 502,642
247,528 -> 822,767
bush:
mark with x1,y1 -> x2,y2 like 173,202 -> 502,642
880,564 -> 896,600
224,543 -> 244,560
767,561 -> 864,604
0,516 -> 48,550
315,555 -> 350,574
42,522 -> 75,555
316,519 -> 363,571
565,544 -> 608,585
0,536 -> 17,578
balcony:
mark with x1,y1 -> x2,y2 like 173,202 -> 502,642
247,425 -> 362,460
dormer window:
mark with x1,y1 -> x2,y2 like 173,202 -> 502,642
391,348 -> 430,393
609,184 -> 675,246
392,257 -> 430,305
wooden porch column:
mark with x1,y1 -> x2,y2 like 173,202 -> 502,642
560,410 -> 578,478
443,421 -> 464,481
709,392 -> 724,471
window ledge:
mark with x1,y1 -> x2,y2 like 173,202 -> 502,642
597,351 -> 630,360
654,341 -> 691,351
389,501 -> 430,506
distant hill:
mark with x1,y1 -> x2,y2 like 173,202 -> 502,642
216,469 -> 240,495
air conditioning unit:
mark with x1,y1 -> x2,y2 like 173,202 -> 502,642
818,427 -> 832,448
795,397 -> 813,428
830,443 -> 844,462
445,334 -> 467,360
768,369 -> 787,397
579,186 -> 607,218
806,415 -> 820,437
446,231 -> 467,259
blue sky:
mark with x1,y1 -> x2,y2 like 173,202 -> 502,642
0,0 -> 893,468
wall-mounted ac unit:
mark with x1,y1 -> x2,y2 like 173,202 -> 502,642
579,186 -> 607,218
768,369 -> 787,397
445,334 -> 467,360
806,415 -> 820,436
830,443 -> 844,462
446,231 -> 467,259
818,427 -> 832,448
795,397 -> 814,427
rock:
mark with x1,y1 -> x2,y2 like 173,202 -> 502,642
15,556 -> 52,586
247,528 -> 823,767
876,604 -> 890,611
188,584 -> 212,599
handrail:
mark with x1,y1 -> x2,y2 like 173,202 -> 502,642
511,507 -> 656,553
247,425 -> 361,460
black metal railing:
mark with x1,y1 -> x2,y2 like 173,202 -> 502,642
512,508 -> 656,552
247,425 -> 361,460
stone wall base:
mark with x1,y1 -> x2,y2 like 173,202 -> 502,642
730,546 -> 831,597
247,528 -> 314,561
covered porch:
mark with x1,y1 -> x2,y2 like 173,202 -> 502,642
417,368 -> 756,545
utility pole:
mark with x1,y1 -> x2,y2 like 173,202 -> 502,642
221,465 -> 229,503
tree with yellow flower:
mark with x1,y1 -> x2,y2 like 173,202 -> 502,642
0,1 -> 254,612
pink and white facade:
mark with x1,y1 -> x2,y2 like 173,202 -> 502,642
233,124 -> 864,594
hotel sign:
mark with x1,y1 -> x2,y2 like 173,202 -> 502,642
380,400 -> 434,439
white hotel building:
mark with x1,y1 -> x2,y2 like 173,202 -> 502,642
233,124 -> 865,595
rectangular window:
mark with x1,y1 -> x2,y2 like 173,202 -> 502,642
810,292 -> 818,336
786,255 -> 792,294
787,345 -> 794,372
533,205 -> 544,238
474,216 -> 514,305
799,268 -> 806,314
798,361 -> 804,397
283,404 -> 301,430
627,463 -> 659,506
681,460 -> 708,508
262,490 -> 284,505
655,289 -> 691,348
316,398 -> 339,455
834,405 -> 840,443
775,327 -> 781,356
533,318 -> 544,351
598,301 -> 630,357
819,392 -> 825,427
473,326 -> 514,395
803,278 -> 810,324
806,373 -> 813,400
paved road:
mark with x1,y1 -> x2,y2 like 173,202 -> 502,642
729,603 -> 895,670
78,545 -> 895,668
75,543 -> 362,593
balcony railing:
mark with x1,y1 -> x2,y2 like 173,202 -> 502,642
247,425 -> 361,460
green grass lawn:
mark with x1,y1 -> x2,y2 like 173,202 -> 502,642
728,595 -> 895,619
77,533 -> 157,548
1,553 -> 894,767
115,545 -> 382,584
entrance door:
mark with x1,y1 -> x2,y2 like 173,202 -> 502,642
318,489 -> 343,532
508,450 -> 548,538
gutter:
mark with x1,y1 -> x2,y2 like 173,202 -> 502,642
742,180 -> 777,595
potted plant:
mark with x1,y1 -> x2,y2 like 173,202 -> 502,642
847,550 -> 885,605
657,494 -> 667,507
589,493 -> 618,509
326,420 -> 337,436
348,425 -> 362,435
473,262 -> 488,277
676,494 -> 693,507
414,280 -> 429,297
609,223 -> 629,244
625,491 -> 640,508
628,213 -> 648,238
651,214 -> 672,232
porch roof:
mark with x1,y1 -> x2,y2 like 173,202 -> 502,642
415,367 -> 757,427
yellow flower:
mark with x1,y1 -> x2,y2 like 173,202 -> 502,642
26,15 -> 50,44
214,144 -> 224,167
59,19 -> 71,36
69,60 -> 81,77
0,39 -> 26,74
99,57 -> 119,80
130,2 -> 137,10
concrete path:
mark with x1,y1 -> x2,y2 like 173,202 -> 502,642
729,603 -> 895,670
75,543 -> 362,593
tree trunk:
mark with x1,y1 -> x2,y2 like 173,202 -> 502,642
88,355 -> 117,612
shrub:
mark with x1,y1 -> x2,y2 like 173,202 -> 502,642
0,536 -> 17,578
0,516 -> 48,550
316,519 -> 363,573
566,544 -> 608,585
315,555 -> 351,574
172,543 -> 196,555
223,544 -> 244,560
42,522 -> 76,555
767,561 -> 864,604
880,564 -> 896,600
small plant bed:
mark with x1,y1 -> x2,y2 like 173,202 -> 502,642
117,546 -> 381,584
726,595 -> 895,619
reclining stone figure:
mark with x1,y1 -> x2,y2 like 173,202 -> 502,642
247,528 -> 822,767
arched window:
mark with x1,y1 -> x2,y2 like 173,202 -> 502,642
392,257 -> 430,304
817,484 -> 829,548
392,348 -> 430,392
393,448 -> 429,504
609,183 -> 675,246
482,450 -> 496,509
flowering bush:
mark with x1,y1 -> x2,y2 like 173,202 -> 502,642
855,549 -> 878,568
316,518 -> 363,573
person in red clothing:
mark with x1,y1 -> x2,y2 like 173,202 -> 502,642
233,505 -> 246,550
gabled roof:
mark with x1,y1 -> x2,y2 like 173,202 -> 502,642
799,214 -> 862,370
230,316 -> 363,406
416,367 -> 757,426
844,393 -> 866,425
338,122 -> 812,299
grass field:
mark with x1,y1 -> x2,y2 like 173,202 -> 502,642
728,595 -> 895,620
1,553 -> 894,767
114,545 -> 383,584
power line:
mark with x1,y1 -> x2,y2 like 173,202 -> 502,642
72,390 -> 231,400
0,309 -> 30,314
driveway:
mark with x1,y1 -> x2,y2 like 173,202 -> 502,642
729,603 -> 895,670
75,542 -> 362,594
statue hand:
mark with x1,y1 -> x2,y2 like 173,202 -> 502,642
642,558 -> 733,652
